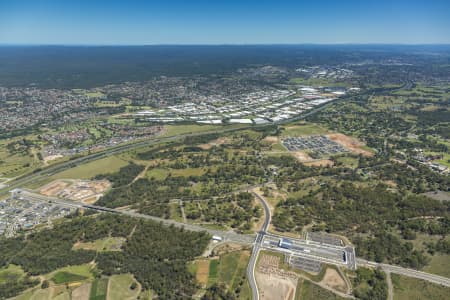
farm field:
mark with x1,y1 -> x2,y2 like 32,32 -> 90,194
50,156 -> 128,180
160,124 -> 222,137
107,274 -> 140,300
202,250 -> 251,299
89,278 -> 108,300
45,264 -> 94,282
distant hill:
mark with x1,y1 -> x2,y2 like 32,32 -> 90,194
0,44 -> 448,88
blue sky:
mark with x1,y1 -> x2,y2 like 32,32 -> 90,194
0,0 -> 449,45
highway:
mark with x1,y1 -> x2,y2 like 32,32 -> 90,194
10,188 -> 450,297
357,258 -> 450,288
11,189 -> 255,245
246,192 -> 272,300
0,97 -> 339,199
0,125 -> 259,198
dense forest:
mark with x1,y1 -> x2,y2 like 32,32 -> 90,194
0,213 -> 210,299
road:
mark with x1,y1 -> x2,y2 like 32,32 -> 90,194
11,189 -> 255,244
357,258 -> 450,288
0,97 -> 338,199
11,188 -> 450,296
0,125 -> 257,197
246,191 -> 272,300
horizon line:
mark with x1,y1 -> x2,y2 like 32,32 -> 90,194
1,43 -> 450,47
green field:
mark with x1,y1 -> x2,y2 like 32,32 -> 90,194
208,250 -> 251,298
169,202 -> 183,222
146,168 -> 169,180
171,167 -> 207,177
392,274 -> 450,300
50,155 -> 128,180
161,124 -> 222,137
296,279 -> 345,300
281,123 -> 329,137
52,272 -> 88,284
423,254 -> 450,278
46,264 -> 94,282
270,143 -> 288,151
0,138 -> 40,178
207,259 -> 219,286
0,264 -> 25,284
208,251 -> 251,299
107,274 -> 140,300
335,155 -> 359,168
90,278 -> 108,300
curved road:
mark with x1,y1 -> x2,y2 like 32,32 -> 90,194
13,189 -> 450,295
246,191 -> 272,300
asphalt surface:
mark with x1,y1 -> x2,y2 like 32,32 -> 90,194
11,189 -> 450,295
0,125 -> 257,198
357,258 -> 450,288
0,98 -> 338,199
246,191 -> 272,300
12,189 -> 255,244
5,98 -> 449,296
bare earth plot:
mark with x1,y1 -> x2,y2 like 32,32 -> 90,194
39,179 -> 111,203
195,260 -> 210,287
319,268 -> 347,294
327,133 -> 373,157
71,282 -> 92,300
256,254 -> 298,300
198,137 -> 230,150
303,159 -> 334,167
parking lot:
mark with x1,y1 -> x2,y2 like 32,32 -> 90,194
282,135 -> 348,156
307,231 -> 343,246
0,196 -> 74,237
289,255 -> 322,273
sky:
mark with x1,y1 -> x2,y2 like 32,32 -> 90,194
0,0 -> 449,45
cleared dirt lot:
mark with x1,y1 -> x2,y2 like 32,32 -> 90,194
256,272 -> 297,300
327,133 -> 373,157
256,254 -> 298,300
195,260 -> 210,286
292,151 -> 313,162
263,136 -> 279,143
303,159 -> 334,167
39,179 -> 111,203
72,282 -> 92,300
320,268 -> 347,293
40,180 -> 70,196
199,137 -> 230,150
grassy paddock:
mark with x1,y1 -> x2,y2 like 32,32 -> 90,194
392,273 -> 450,300
281,123 -> 329,137
90,278 -> 109,300
50,155 -> 128,180
296,279 -> 345,300
107,274 -> 140,300
52,271 -> 88,284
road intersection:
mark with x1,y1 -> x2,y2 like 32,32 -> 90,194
9,181 -> 450,299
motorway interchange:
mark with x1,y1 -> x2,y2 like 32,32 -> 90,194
3,119 -> 450,299
7,183 -> 450,300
